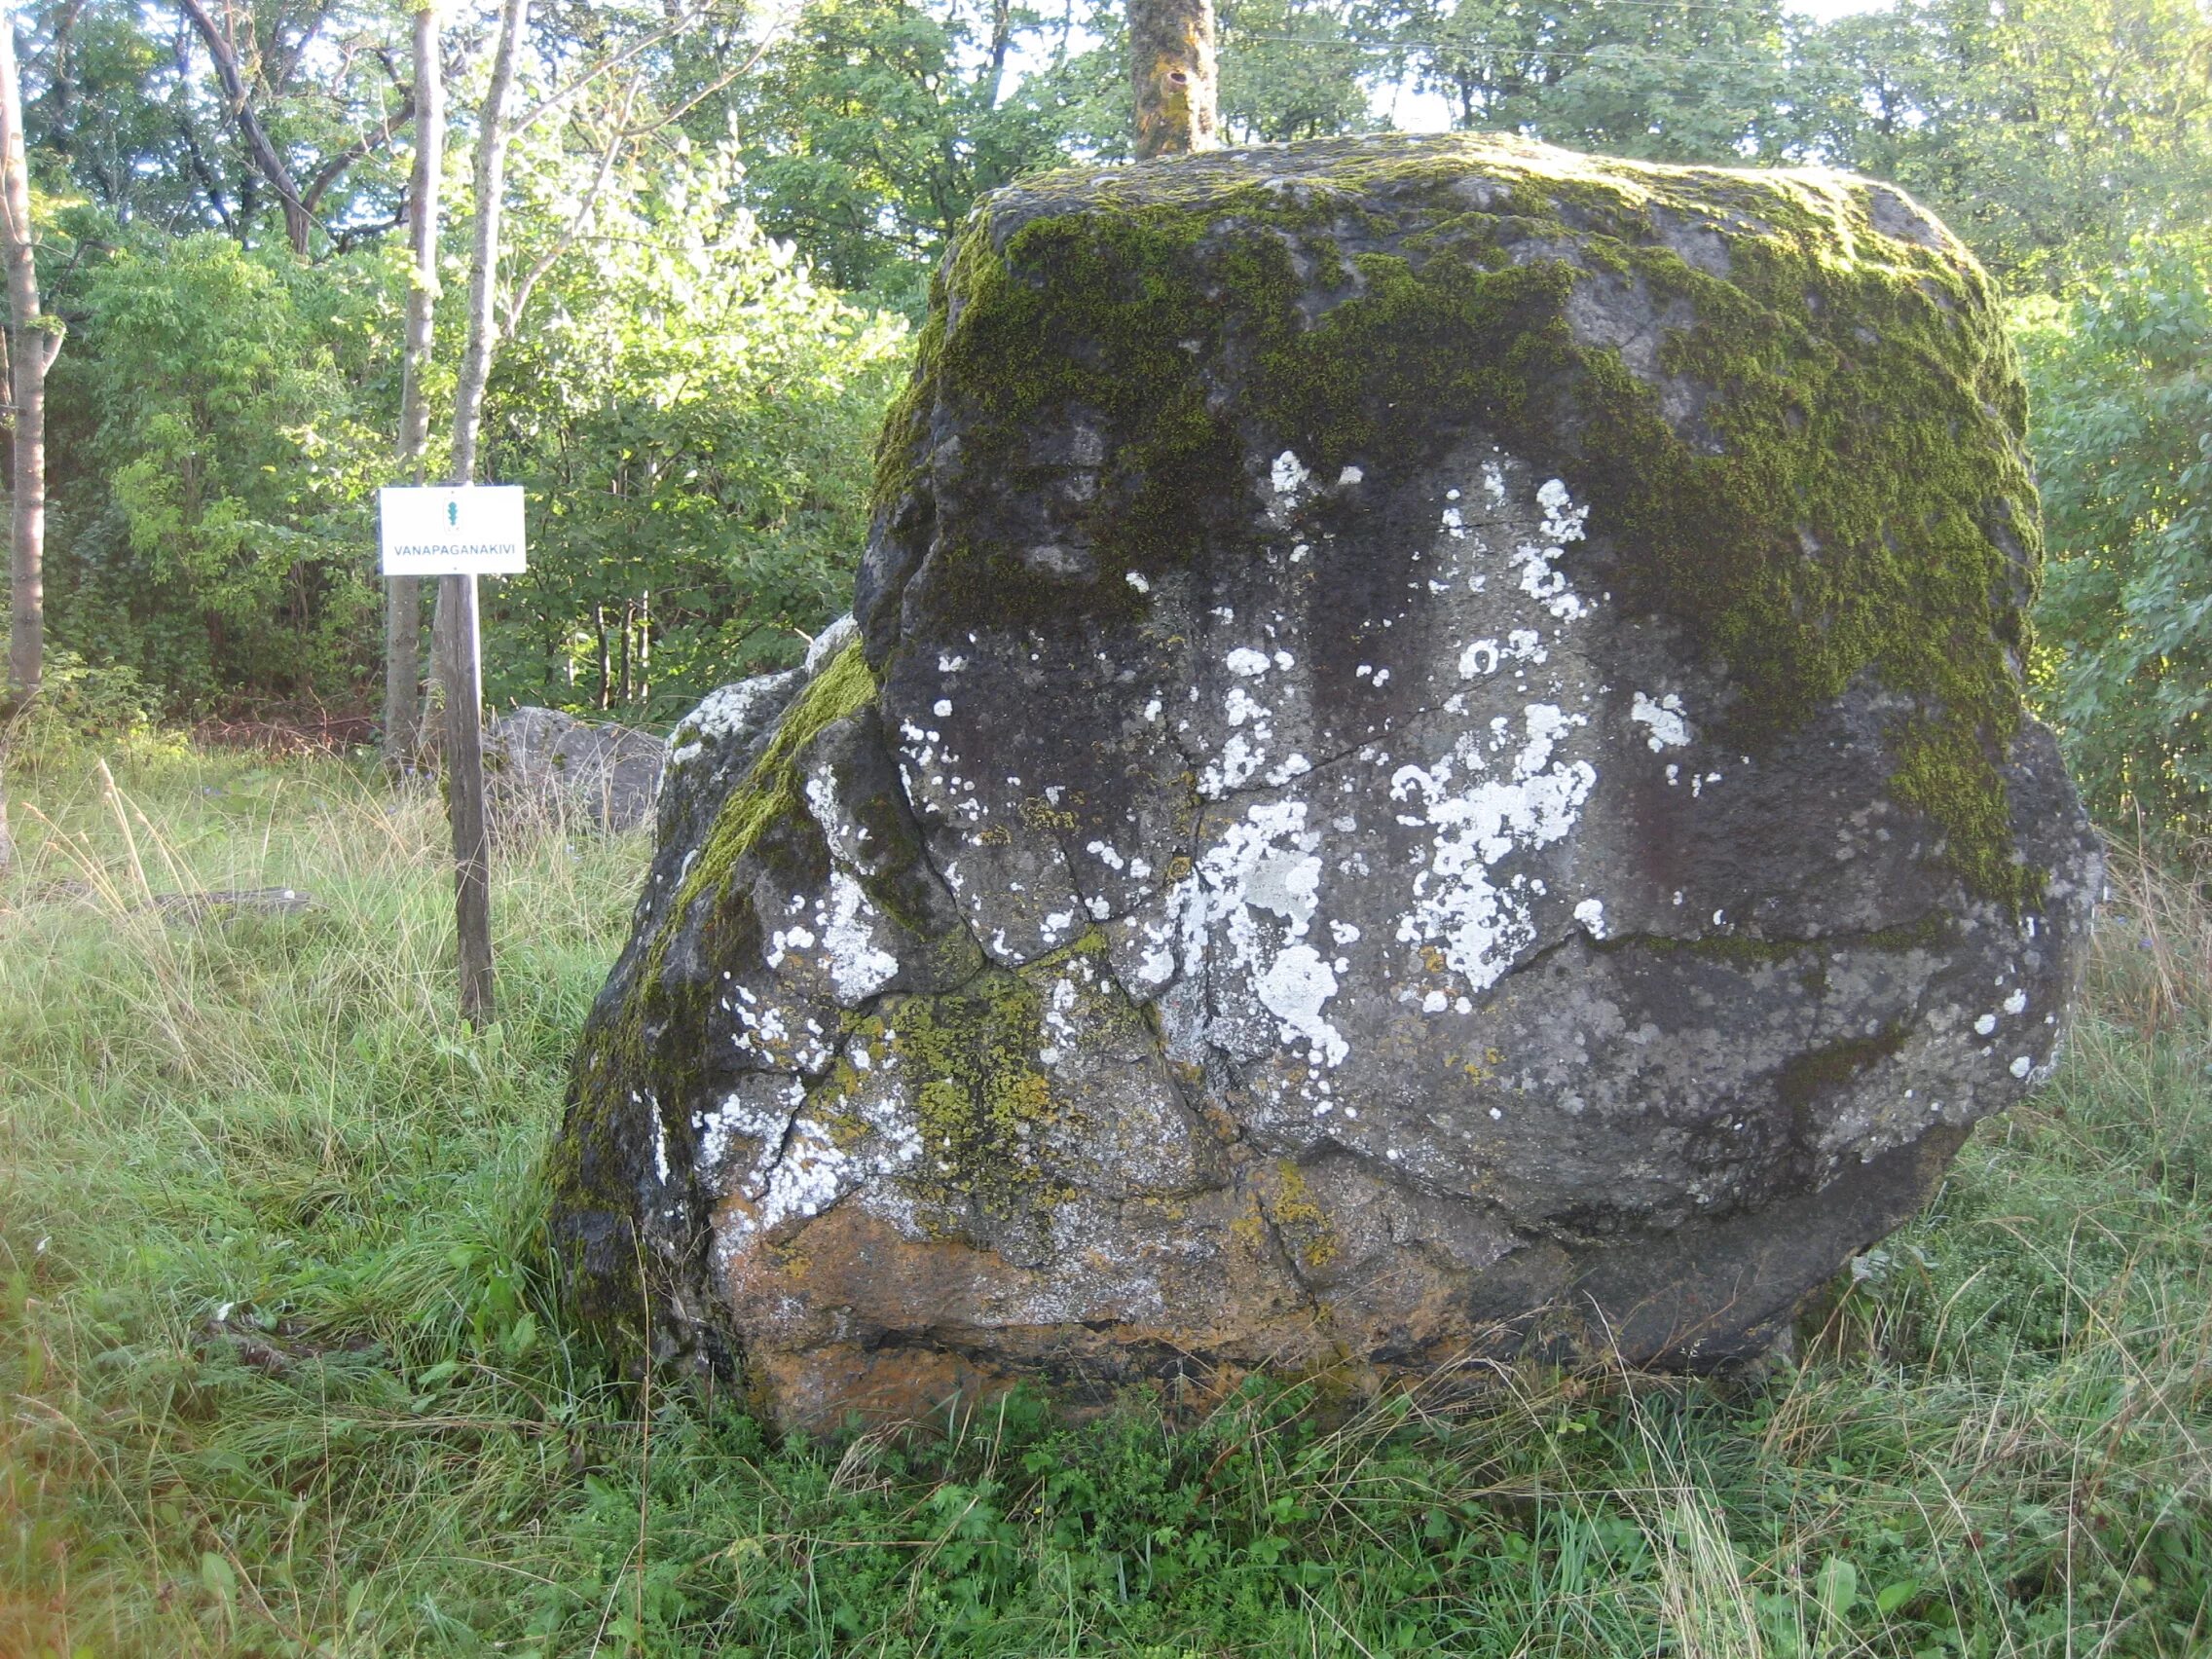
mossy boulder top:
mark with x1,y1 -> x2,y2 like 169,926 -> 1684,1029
552,134 -> 2100,1427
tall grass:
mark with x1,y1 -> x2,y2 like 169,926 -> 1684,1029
2,745 -> 2208,1657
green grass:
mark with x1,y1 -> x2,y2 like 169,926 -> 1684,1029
2,742 -> 2208,1657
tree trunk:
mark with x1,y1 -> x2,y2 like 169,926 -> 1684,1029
984,0 -> 1013,109
385,0 -> 445,767
450,0 -> 530,493
430,0 -> 529,1029
429,0 -> 529,716
1,16 -> 58,705
1129,0 -> 1217,159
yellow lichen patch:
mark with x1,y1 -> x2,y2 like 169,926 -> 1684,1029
880,969 -> 1075,1221
1228,1194 -> 1270,1255
1454,1045 -> 1506,1085
1265,1161 -> 1342,1272
1018,795 -> 1080,831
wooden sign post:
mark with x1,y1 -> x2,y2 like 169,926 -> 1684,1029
379,485 -> 527,1027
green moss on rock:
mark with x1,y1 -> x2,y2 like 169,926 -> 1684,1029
545,641 -> 882,1350
874,135 -> 2041,904
663,641 -> 876,939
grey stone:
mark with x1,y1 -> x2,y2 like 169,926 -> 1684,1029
484,707 -> 666,834
552,134 -> 2100,1428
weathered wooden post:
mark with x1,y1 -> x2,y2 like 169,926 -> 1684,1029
380,486 -> 527,1027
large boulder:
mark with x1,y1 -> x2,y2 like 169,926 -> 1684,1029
550,134 -> 2100,1427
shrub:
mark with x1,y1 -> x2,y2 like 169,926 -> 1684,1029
2020,232 -> 2212,836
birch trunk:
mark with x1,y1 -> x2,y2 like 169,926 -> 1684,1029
1,17 -> 57,703
385,0 -> 445,765
434,0 -> 529,1027
450,0 -> 530,493
429,0 -> 529,690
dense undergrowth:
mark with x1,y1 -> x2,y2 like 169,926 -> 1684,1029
2,743 -> 2208,1657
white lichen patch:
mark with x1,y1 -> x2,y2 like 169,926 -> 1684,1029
765,922 -> 816,969
1201,733 -> 1262,797
804,613 -> 858,673
1255,945 -> 1346,1067
1391,702 -> 1597,994
821,870 -> 900,1004
696,1076 -> 806,1181
1536,477 -> 1589,543
1459,631 -> 1547,681
746,1120 -> 854,1234
1165,799 -> 1348,1066
668,672 -> 798,767
1509,526 -> 1588,622
1631,691 -> 1690,752
1039,966 -> 1087,1064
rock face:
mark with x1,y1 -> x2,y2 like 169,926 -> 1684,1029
655,670 -> 806,868
550,134 -> 2100,1427
485,707 -> 666,833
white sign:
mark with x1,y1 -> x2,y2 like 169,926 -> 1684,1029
380,486 -> 528,575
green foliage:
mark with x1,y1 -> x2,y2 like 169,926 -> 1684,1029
737,0 -> 1126,312
0,641 -> 164,765
19,0 -> 417,243
2019,233 -> 2212,838
1253,0 -> 2212,288
1384,0 -> 1795,163
5,751 -> 2212,1655
29,148 -> 902,729
53,231 -> 394,709
1786,0 -> 2212,292
1218,0 -> 1373,144
481,141 -> 907,721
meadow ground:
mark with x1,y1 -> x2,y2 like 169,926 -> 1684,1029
2,740 -> 2207,1658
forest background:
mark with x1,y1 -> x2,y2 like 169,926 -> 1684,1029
3,0 -> 2211,827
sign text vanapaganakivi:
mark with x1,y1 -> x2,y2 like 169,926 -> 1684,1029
379,486 -> 527,575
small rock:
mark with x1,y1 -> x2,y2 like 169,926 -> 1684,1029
484,707 -> 665,834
